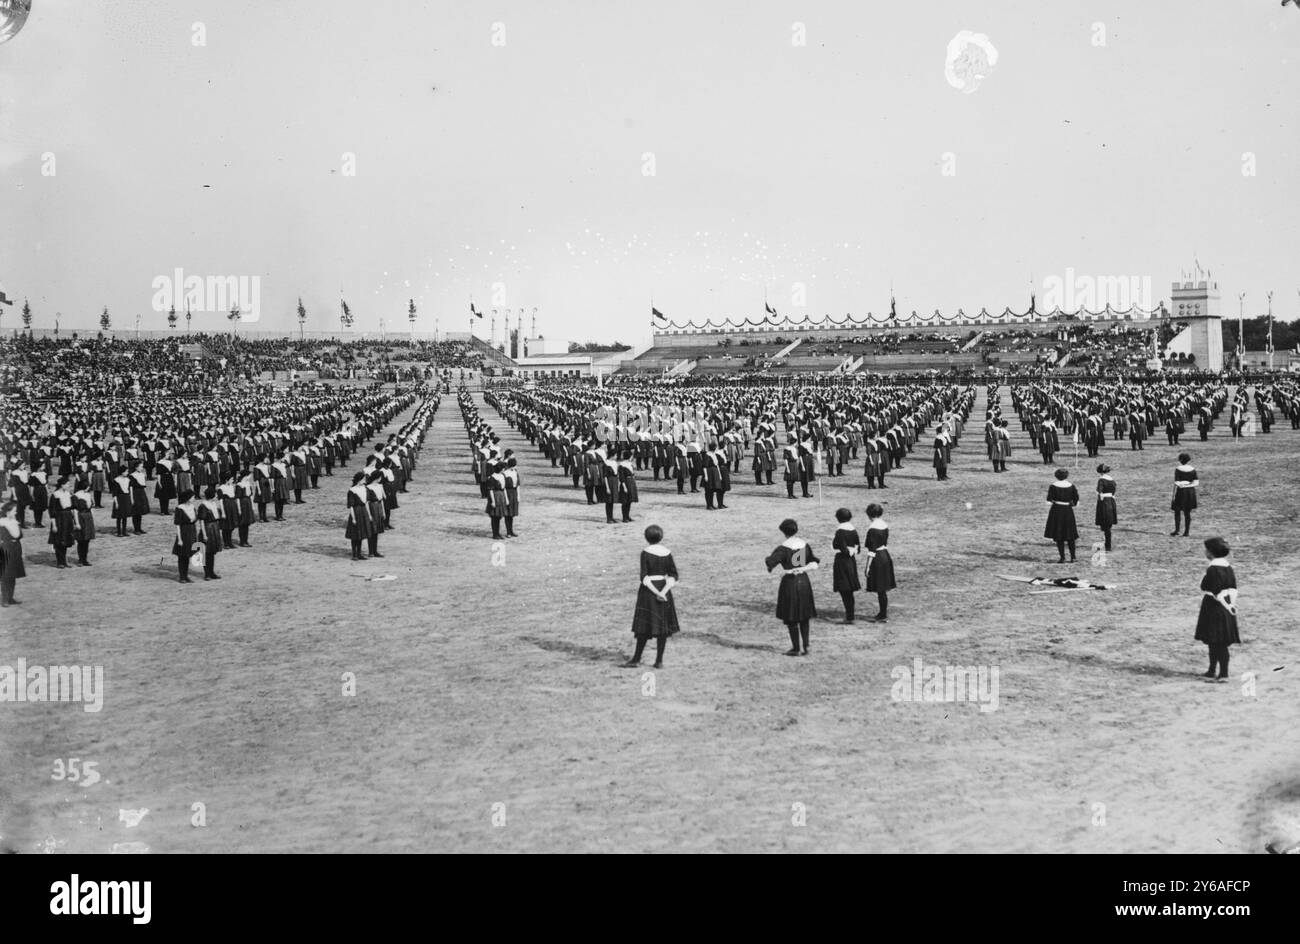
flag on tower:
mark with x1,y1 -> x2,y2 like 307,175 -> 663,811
652,306 -> 667,322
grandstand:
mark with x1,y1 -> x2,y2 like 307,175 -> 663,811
616,288 -> 1231,378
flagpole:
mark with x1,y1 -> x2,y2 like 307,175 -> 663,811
1267,291 -> 1274,372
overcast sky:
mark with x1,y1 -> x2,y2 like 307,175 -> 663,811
2,0 -> 1297,342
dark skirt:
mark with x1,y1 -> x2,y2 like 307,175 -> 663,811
832,554 -> 861,593
154,474 -> 176,501
345,504 -> 373,539
367,499 -> 386,533
505,488 -> 520,517
76,510 -> 96,541
1,537 -> 27,579
1044,506 -> 1079,541
865,550 -> 896,592
1194,598 -> 1240,646
172,523 -> 198,557
1095,497 -> 1117,529
776,573 -> 816,622
632,585 -> 680,638
48,511 -> 76,548
1171,487 -> 1198,511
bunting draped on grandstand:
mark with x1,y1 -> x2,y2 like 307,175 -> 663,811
655,303 -> 1167,332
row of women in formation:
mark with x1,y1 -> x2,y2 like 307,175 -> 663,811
0,388 -> 438,591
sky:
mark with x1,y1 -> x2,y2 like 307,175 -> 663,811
2,0 -> 1298,343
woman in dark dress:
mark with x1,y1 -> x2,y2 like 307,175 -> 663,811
172,490 -> 199,583
271,454 -> 291,521
128,462 -> 149,534
503,456 -> 520,537
1094,463 -> 1117,551
345,471 -> 373,560
110,469 -> 132,536
364,470 -> 386,558
72,484 -> 96,566
1171,451 -> 1199,537
1044,468 -> 1080,563
88,455 -> 108,508
624,524 -> 680,668
234,470 -> 255,546
485,462 -> 508,538
616,454 -> 638,523
1194,536 -> 1239,681
217,473 -> 239,549
29,469 -> 48,528
863,502 -> 896,622
0,501 -> 26,605
831,507 -> 861,623
197,486 -> 224,580
47,477 -> 77,569
154,455 -> 177,515
765,518 -> 820,656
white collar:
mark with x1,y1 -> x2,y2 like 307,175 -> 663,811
1097,474 -> 1113,481
1,518 -> 21,536
781,536 -> 807,550
1055,480 -> 1073,488
1176,464 -> 1195,472
835,522 -> 857,532
644,544 -> 670,557
1208,558 -> 1231,567
868,519 -> 888,530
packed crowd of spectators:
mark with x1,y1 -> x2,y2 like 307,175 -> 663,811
0,332 -> 466,399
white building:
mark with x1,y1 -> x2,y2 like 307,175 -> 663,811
513,353 -> 592,379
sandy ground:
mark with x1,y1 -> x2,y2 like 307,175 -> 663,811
1,384 -> 1298,854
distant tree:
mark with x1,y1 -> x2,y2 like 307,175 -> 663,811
167,305 -> 178,330
21,299 -> 32,333
100,307 -> 111,332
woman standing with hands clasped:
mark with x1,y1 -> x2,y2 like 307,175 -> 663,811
765,518 -> 819,656
1044,468 -> 1080,564
1094,463 -> 1117,551
1171,452 -> 1199,537
831,507 -> 861,623
1195,536 -> 1239,682
624,524 -> 680,669
863,503 -> 896,622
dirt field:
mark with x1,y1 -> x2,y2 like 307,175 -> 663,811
2,384 -> 1297,854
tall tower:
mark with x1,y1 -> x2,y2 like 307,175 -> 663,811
1169,277 -> 1224,371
